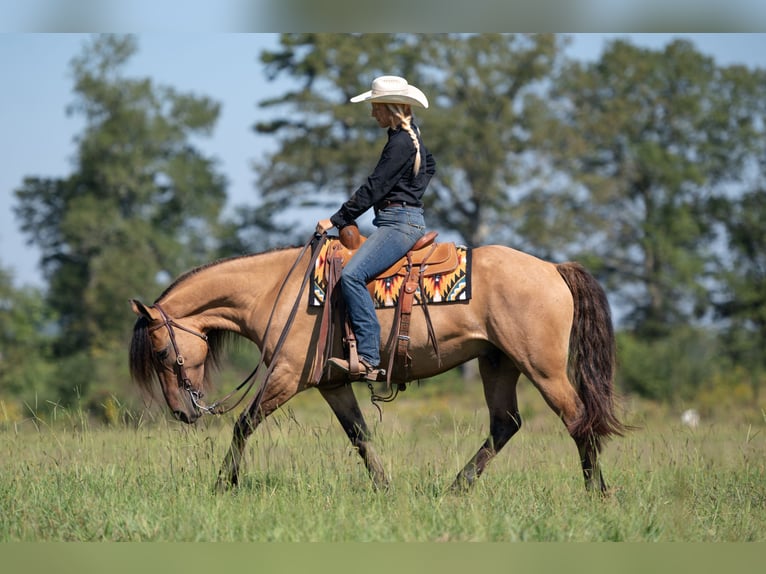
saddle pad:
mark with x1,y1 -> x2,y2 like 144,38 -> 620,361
310,242 -> 472,308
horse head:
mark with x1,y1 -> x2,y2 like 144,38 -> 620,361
129,299 -> 212,424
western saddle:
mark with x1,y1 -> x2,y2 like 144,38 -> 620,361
311,225 -> 456,390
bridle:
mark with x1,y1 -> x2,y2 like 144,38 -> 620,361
149,302 -> 217,414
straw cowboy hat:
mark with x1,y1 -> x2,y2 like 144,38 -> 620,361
350,75 -> 429,109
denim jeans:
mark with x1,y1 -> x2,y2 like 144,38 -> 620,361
340,206 -> 426,366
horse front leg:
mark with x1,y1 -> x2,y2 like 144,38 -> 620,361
215,406 -> 260,492
215,379 -> 281,493
319,383 -> 389,489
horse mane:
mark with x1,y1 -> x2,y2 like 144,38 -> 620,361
155,246 -> 301,301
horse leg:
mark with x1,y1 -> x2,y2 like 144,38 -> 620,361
526,370 -> 608,494
215,376 -> 300,492
451,351 -> 521,492
215,398 -> 264,492
576,434 -> 607,493
319,383 -> 389,489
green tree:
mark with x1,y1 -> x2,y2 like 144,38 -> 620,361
13,35 -> 227,404
616,327 -> 722,402
541,39 -> 765,337
711,185 -> 766,400
0,267 -> 56,405
242,33 -> 565,249
418,33 -> 564,248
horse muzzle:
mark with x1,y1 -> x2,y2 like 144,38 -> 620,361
172,407 -> 201,424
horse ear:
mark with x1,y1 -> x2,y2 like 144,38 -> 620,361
130,299 -> 154,320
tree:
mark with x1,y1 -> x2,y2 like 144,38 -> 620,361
242,33 -> 566,249
13,35 -> 227,403
711,185 -> 766,400
541,39 -> 766,337
0,267 -> 56,405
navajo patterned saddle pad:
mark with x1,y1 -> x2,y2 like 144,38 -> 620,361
309,239 -> 472,308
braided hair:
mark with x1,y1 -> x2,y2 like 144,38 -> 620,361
385,103 -> 422,175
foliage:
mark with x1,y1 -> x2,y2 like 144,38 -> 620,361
0,267 -> 57,406
710,186 -> 766,393
246,34 -> 766,342
541,39 -> 766,338
418,34 -> 565,248
616,327 -> 721,403
12,35 -> 227,406
246,33 -> 567,249
235,33 -> 766,401
3,33 -> 766,410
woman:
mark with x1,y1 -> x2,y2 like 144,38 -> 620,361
316,75 -> 436,381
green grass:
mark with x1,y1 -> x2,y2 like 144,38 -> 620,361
1,381 -> 764,541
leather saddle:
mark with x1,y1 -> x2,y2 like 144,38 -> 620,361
334,225 -> 460,285
310,225 -> 448,388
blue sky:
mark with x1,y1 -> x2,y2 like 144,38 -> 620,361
1,33 -> 765,287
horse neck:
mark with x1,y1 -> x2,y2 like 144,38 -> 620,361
156,248 -> 304,343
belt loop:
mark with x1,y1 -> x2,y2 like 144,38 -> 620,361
381,200 -> 408,210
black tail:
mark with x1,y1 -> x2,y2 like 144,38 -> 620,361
556,262 -> 628,446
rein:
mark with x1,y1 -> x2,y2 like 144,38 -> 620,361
150,233 -> 327,417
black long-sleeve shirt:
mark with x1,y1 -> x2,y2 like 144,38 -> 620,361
330,124 -> 436,229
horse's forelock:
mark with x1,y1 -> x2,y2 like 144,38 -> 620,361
128,315 -> 161,397
128,313 -> 238,398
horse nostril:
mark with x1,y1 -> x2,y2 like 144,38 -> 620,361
173,410 -> 192,424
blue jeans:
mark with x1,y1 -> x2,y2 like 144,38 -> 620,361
341,206 -> 426,366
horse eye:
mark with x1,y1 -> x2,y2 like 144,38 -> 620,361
156,348 -> 169,361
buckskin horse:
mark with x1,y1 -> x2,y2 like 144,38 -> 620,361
129,231 -> 627,493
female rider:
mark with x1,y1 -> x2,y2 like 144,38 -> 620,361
316,75 -> 436,381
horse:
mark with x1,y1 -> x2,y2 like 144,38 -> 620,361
128,235 -> 628,494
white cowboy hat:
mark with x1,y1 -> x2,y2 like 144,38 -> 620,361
350,75 -> 429,109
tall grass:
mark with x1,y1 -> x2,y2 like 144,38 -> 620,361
1,381 -> 764,541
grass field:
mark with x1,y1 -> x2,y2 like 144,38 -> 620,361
1,379 -> 764,542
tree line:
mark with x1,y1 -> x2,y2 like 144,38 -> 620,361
1,34 -> 764,420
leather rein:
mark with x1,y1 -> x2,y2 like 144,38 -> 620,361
148,233 -> 328,417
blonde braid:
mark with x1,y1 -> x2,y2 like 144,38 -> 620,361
386,103 -> 422,175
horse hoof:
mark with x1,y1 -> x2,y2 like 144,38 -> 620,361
213,476 -> 237,494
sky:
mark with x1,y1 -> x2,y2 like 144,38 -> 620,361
1,33 -> 766,288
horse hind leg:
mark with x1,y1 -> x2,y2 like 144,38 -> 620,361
451,351 -> 522,492
526,369 -> 608,494
576,433 -> 607,493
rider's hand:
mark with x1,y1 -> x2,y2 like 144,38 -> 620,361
316,218 -> 334,234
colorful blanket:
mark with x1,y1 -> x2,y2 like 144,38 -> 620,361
310,243 -> 471,308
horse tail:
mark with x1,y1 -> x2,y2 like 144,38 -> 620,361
556,262 -> 628,446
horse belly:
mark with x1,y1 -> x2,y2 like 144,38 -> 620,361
376,300 -> 493,379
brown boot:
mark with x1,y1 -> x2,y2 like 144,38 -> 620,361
327,357 -> 386,382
